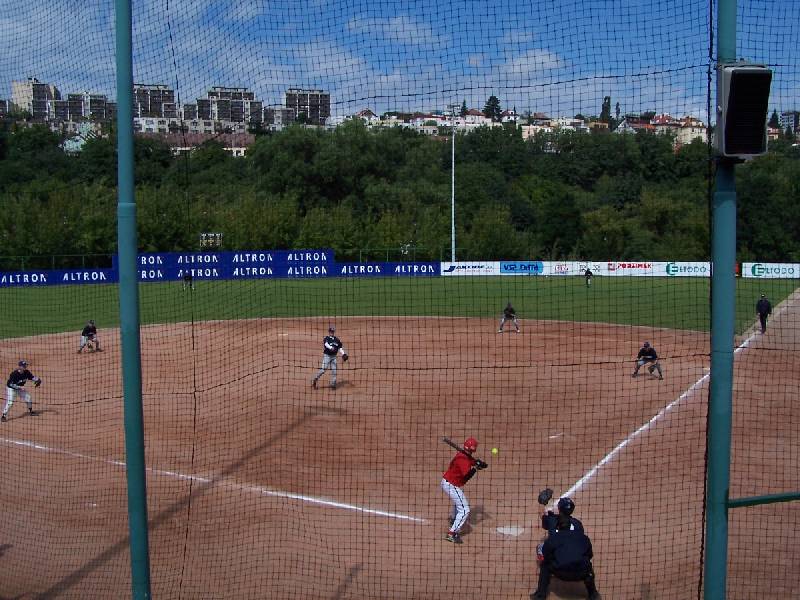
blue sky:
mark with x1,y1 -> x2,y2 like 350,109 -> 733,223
1,0 -> 797,119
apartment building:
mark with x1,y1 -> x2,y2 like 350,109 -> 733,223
53,92 -> 115,122
11,77 -> 60,120
284,89 -> 330,125
184,86 -> 263,126
133,84 -> 177,118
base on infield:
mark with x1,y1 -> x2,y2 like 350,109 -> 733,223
496,525 -> 526,537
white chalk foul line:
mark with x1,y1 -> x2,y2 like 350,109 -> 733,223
558,302 -> 793,504
0,437 -> 426,524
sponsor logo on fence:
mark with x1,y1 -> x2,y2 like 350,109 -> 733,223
607,262 -> 652,271
441,262 -> 498,275
749,263 -> 797,278
500,261 -> 544,275
666,262 -> 710,276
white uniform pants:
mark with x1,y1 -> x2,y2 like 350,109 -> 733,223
441,478 -> 470,533
314,354 -> 338,385
4,386 -> 31,415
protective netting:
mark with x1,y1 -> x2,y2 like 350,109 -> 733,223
1,0 -> 799,599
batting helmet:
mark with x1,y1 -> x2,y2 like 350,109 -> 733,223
463,437 -> 478,453
557,497 -> 575,515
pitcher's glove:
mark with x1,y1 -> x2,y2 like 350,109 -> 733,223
342,353 -> 349,362
537,488 -> 553,506
475,459 -> 488,470
34,379 -> 42,387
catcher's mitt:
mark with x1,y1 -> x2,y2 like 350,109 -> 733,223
342,353 -> 349,362
537,487 -> 553,506
34,379 -> 42,388
474,459 -> 488,470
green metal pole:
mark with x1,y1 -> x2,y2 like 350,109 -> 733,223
704,0 -> 736,598
115,0 -> 153,598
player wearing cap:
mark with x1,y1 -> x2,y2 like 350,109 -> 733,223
441,437 -> 486,544
311,326 -> 348,390
631,341 -> 663,380
3,360 -> 42,422
78,319 -> 102,353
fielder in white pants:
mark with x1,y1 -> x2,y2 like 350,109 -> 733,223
3,360 -> 41,421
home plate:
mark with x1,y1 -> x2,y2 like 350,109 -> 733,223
496,526 -> 525,536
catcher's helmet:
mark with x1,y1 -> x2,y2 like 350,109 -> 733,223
18,360 -> 28,367
643,341 -> 650,347
328,325 -> 336,333
557,497 -> 575,515
463,437 -> 478,453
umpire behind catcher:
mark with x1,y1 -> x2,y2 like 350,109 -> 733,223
531,501 -> 600,600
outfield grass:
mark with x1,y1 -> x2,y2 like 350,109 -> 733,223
0,276 -> 796,340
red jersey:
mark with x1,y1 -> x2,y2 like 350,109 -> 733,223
442,452 -> 477,487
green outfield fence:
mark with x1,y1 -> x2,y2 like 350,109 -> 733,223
1,1 -> 799,599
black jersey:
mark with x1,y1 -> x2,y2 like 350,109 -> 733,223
504,305 -> 516,318
7,369 -> 36,389
82,324 -> 97,337
756,298 -> 772,316
323,335 -> 343,356
637,346 -> 658,360
584,269 -> 593,277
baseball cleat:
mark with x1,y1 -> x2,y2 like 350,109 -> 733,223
311,379 -> 317,389
1,414 -> 6,422
497,330 -> 503,333
444,532 -> 463,544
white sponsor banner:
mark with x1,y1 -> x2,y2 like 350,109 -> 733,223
742,262 -> 800,279
440,262 -> 500,276
602,261 -> 662,277
663,262 -> 711,277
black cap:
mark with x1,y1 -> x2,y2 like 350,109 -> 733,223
18,360 -> 28,367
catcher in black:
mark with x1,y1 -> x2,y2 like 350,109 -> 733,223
78,319 -> 103,353
498,301 -> 521,333
531,499 -> 600,600
632,341 -> 663,380
756,293 -> 772,334
3,360 -> 42,422
312,326 -> 348,390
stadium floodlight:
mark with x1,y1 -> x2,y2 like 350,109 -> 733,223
714,62 -> 772,159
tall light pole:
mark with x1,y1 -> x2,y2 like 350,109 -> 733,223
449,104 -> 459,261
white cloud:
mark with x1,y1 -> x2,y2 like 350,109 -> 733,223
346,15 -> 444,47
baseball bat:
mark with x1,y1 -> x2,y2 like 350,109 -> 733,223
441,437 -> 487,465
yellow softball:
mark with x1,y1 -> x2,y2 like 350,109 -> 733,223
491,447 -> 499,455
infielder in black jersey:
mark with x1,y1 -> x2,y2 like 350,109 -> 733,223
78,320 -> 102,353
632,341 -> 663,379
3,360 -> 42,422
498,302 -> 521,333
312,326 -> 348,390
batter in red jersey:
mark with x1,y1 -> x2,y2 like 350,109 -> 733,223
440,437 -> 486,544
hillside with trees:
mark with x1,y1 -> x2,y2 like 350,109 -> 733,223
0,121 -> 798,268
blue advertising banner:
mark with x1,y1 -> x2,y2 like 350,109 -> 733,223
0,269 -> 117,287
130,249 -> 335,281
499,261 -> 544,275
1,251 -> 441,286
337,262 -> 440,277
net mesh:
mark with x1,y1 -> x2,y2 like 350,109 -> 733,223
1,0 -> 798,599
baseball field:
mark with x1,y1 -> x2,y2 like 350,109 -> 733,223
1,275 -> 798,599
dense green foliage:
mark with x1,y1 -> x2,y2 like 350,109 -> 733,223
0,276 -> 793,339
1,121 -> 798,264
